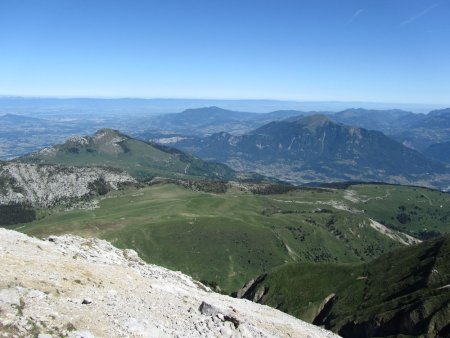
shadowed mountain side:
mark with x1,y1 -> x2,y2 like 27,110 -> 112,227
238,234 -> 450,338
425,141 -> 450,163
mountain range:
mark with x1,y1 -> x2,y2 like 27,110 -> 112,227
15,112 -> 447,190
4,105 -> 450,164
391,108 -> 450,150
330,108 -> 422,134
173,114 -> 450,189
140,106 -> 450,150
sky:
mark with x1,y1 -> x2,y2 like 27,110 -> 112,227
0,0 -> 449,104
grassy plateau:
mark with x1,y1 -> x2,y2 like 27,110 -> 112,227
9,182 -> 450,295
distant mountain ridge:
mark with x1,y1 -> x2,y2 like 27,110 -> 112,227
173,114 -> 450,189
141,106 -> 307,137
390,108 -> 450,150
331,108 -> 422,134
0,113 -> 45,123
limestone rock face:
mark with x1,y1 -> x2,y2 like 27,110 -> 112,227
0,229 -> 339,337
0,162 -> 136,207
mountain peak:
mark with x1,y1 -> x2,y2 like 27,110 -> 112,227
93,128 -> 123,137
299,114 -> 331,123
288,114 -> 333,128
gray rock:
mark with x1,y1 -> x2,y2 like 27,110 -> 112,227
199,301 -> 221,316
69,331 -> 95,338
123,249 -> 139,262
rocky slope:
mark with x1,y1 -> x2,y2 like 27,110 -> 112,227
0,162 -> 136,207
0,229 -> 338,338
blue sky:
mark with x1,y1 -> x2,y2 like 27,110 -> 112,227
0,0 -> 449,104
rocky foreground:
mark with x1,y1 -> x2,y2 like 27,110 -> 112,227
0,229 -> 339,337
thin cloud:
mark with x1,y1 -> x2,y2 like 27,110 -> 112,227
347,8 -> 365,25
401,3 -> 440,26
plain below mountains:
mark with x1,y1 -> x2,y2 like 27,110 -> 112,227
18,128 -> 236,181
173,114 -> 450,190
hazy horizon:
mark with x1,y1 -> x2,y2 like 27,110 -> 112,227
0,96 -> 448,114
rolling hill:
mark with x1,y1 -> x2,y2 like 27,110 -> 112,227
18,128 -> 236,181
174,115 -> 450,189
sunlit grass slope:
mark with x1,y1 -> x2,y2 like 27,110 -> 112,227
11,183 -> 450,293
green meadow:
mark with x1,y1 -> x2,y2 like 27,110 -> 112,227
10,182 -> 450,293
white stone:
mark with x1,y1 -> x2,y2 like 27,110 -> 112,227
0,228 -> 339,338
